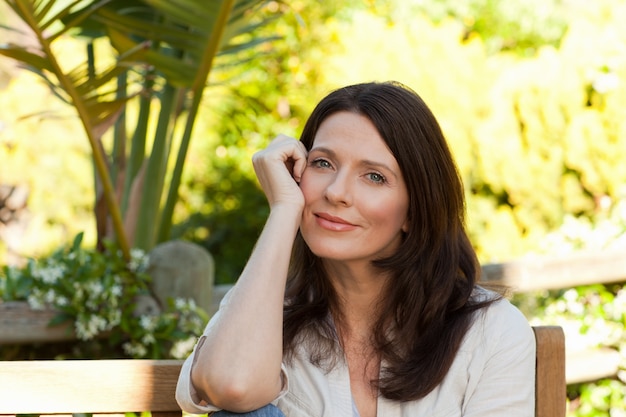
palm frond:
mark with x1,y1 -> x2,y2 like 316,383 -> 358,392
0,44 -> 52,70
1,0 -> 133,258
93,0 -> 274,88
142,0 -> 220,29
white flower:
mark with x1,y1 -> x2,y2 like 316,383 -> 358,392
611,406 -> 626,417
128,248 -> 149,272
44,289 -> 56,304
55,296 -> 69,307
110,284 -> 123,297
27,293 -> 45,310
175,298 -> 187,310
122,342 -> 148,358
175,297 -> 197,311
107,310 -> 122,328
592,72 -> 620,94
130,248 -> 145,259
88,281 -> 104,296
39,265 -> 64,284
141,333 -> 156,345
139,314 -> 156,331
75,320 -> 92,340
75,315 -> 108,340
170,337 -> 198,359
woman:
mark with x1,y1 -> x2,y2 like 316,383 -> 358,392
176,81 -> 535,417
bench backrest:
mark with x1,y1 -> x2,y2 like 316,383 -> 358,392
0,359 -> 183,417
0,326 -> 565,416
534,326 -> 566,417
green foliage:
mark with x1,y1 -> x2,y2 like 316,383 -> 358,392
523,282 -> 626,416
511,199 -> 626,417
0,233 -> 207,359
572,379 -> 626,417
2,1 -> 626,410
0,0 -> 282,258
167,0 -> 626,287
0,67 -> 96,258
371,0 -> 569,55
317,0 -> 626,263
173,0 -> 346,283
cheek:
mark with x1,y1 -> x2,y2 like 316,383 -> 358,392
298,172 -> 318,204
366,196 -> 408,228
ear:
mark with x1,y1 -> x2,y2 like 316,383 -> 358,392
401,217 -> 410,233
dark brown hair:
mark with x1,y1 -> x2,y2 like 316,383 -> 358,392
282,81 -> 498,401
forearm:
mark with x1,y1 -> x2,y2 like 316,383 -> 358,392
191,205 -> 300,411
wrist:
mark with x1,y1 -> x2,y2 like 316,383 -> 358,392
267,204 -> 302,229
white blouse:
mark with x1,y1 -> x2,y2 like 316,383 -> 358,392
176,288 -> 536,417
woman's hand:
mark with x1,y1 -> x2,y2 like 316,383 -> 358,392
188,135 -> 306,412
252,134 -> 308,210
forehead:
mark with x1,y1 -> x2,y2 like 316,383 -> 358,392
312,112 -> 395,159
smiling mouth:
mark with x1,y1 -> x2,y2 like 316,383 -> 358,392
314,213 -> 357,231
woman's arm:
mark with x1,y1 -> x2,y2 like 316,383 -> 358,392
189,135 -> 308,412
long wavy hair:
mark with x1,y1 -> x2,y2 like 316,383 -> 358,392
282,81 -> 498,401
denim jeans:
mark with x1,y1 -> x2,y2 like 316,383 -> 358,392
212,404 -> 286,417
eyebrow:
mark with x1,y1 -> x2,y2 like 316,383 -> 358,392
309,146 -> 399,179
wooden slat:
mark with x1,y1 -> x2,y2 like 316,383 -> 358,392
534,326 -> 566,417
0,327 -> 568,417
0,285 -> 233,345
481,249 -> 626,292
566,347 -> 621,384
0,301 -> 74,344
0,359 -> 183,414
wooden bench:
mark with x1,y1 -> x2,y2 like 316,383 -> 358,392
3,249 -> 621,385
481,249 -> 625,384
0,359 -> 183,417
0,326 -> 565,417
534,326 -> 566,417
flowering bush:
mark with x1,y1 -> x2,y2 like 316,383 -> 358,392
0,233 -> 207,359
518,283 -> 626,417
512,198 -> 626,417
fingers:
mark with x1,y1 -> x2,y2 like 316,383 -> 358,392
290,139 -> 308,183
252,135 -> 308,209
256,135 -> 308,179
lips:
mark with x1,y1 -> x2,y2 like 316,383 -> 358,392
314,212 -> 358,231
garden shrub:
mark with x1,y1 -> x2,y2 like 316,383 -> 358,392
0,233 -> 207,359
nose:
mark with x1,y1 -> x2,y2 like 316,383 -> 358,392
324,171 -> 352,206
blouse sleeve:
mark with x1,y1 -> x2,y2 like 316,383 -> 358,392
175,289 -> 289,414
462,298 -> 536,417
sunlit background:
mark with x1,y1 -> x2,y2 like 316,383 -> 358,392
1,1 -> 625,415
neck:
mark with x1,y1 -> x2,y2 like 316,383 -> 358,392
323,260 -> 390,341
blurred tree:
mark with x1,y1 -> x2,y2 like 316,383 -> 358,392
317,0 -> 626,262
369,0 -> 570,55
172,0 -> 363,283
0,0 -> 280,259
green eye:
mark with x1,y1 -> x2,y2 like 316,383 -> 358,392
314,159 -> 331,168
368,173 -> 386,183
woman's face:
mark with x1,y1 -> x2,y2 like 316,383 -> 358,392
299,111 -> 409,264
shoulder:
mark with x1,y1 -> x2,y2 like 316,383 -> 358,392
466,287 -> 535,352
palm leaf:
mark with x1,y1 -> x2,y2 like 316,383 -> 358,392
2,0 -> 282,253
0,44 -> 53,71
92,0 -> 274,88
1,0 -> 134,258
